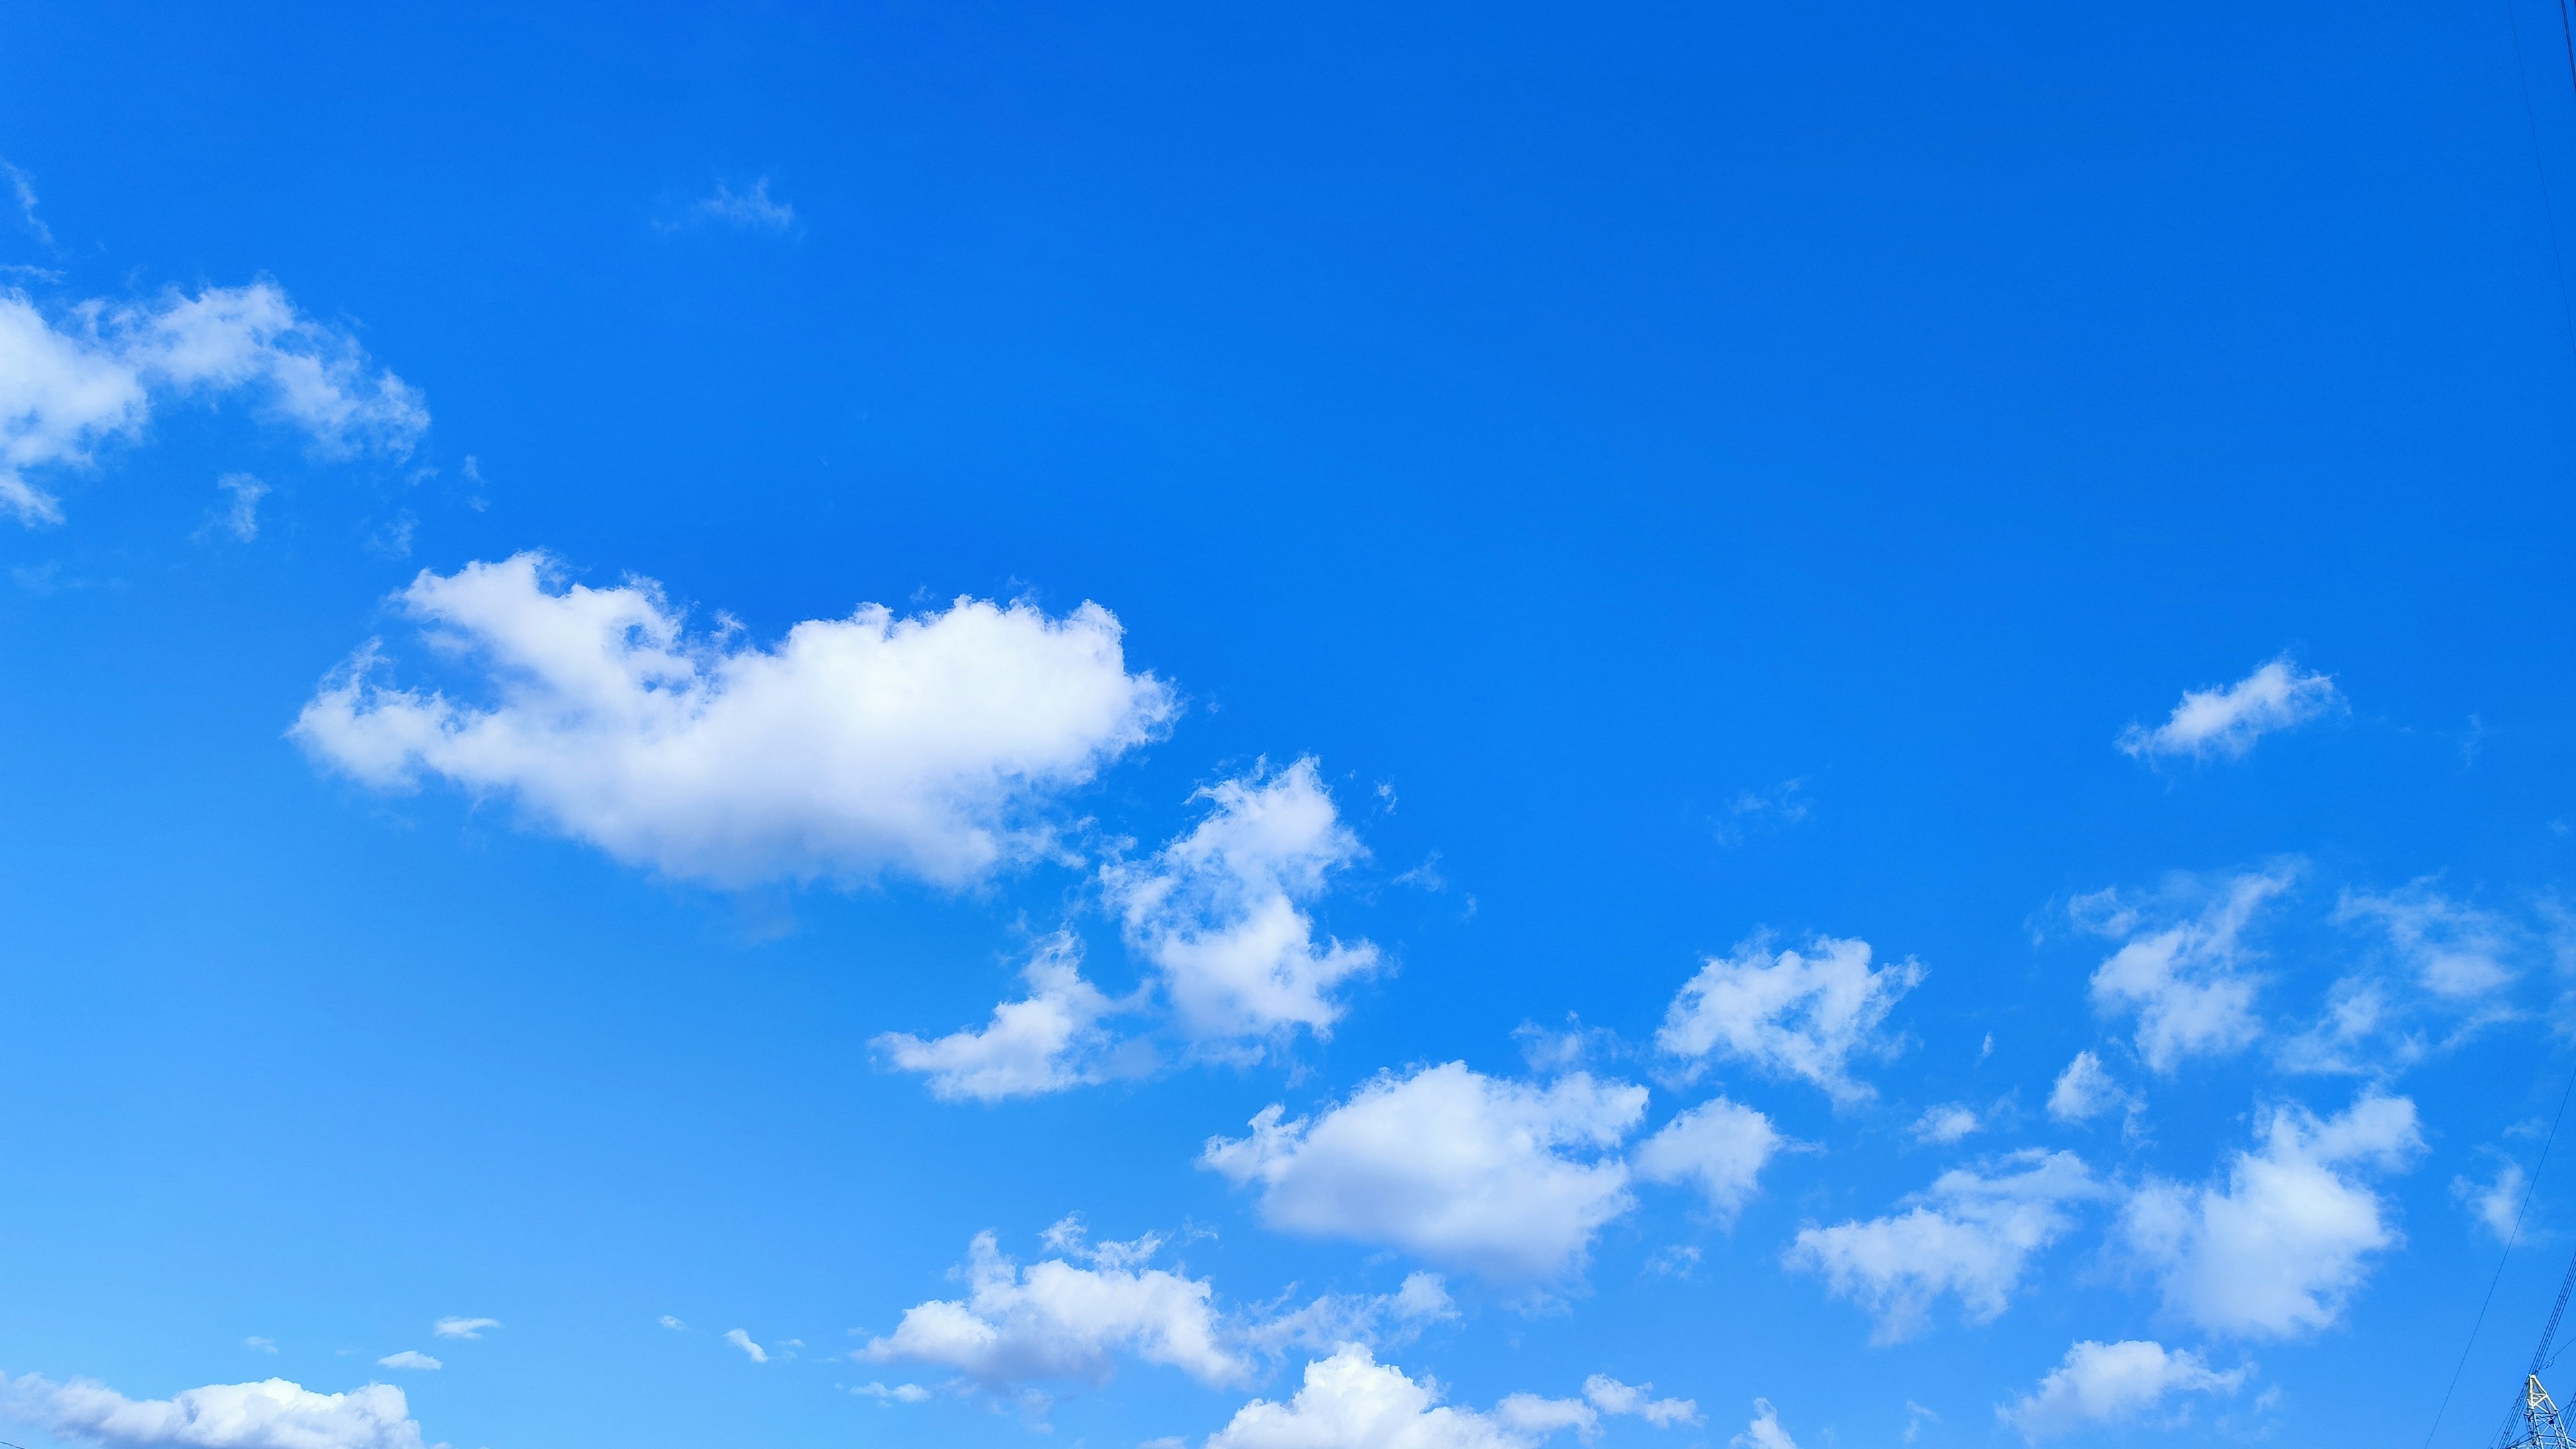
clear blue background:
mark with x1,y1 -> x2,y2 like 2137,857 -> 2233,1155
1,2 -> 2572,1446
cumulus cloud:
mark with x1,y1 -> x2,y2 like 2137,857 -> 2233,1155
2116,657 -> 2339,761
1911,1104 -> 1980,1144
292,555 -> 1176,889
1202,1063 -> 1646,1281
862,1227 -> 1244,1390
370,1354 -> 437,1373
723,1330 -> 767,1363
1201,1346 -> 1691,1449
1630,1097 -> 1783,1222
1998,1340 -> 2247,1442
2120,1091 -> 2421,1338
429,1317 -> 496,1340
1731,1399 -> 1799,1449
1656,935 -> 1924,1104
876,933 -> 1141,1101
2078,869 -> 2289,1073
1786,1150 -> 2104,1342
0,281 -> 427,524
1,1374 -> 429,1449
2046,1051 -> 2132,1125
855,1381 -> 930,1404
1106,759 -> 1378,1046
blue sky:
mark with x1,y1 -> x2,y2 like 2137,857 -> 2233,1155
3,3 -> 2575,1447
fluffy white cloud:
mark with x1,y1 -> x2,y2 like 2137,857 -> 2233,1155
1997,1340 -> 2247,1442
2079,869 -> 2288,1073
292,554 -> 1176,888
2120,1091 -> 2420,1338
1630,1097 -> 1782,1221
369,1354 -> 437,1373
1202,1063 -> 1646,1281
724,1330 -> 767,1363
1,1375 -> 428,1449
2046,1051 -> 2131,1124
1911,1104 -> 1980,1144
2116,657 -> 2338,761
1106,759 -> 1378,1044
876,934 -> 1140,1102
428,1316 -> 496,1340
854,1381 -> 930,1403
1201,1347 -> 1689,1449
1786,1150 -> 2104,1342
0,282 -> 427,524
862,1228 -> 1244,1389
1731,1399 -> 1799,1449
1656,936 -> 1924,1104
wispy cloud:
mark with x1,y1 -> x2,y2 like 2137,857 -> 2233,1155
2,160 -> 53,248
2118,657 -> 2339,762
665,177 -> 798,235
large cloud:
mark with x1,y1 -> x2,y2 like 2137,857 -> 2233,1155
292,554 -> 1177,888
861,1226 -> 1245,1389
0,282 -> 427,523
1200,1346 -> 1691,1449
1,1374 -> 428,1449
2120,1091 -> 2420,1338
1202,1063 -> 1646,1281
1656,936 -> 1923,1104
1996,1340 -> 2247,1442
2116,657 -> 2339,761
1785,1150 -> 2104,1342
1105,759 -> 1378,1044
2078,869 -> 2290,1073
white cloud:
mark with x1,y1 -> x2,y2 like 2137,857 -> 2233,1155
2080,869 -> 2289,1073
855,1381 -> 930,1403
2046,1051 -> 2131,1124
429,1316 -> 497,1340
1240,1273 -> 1459,1358
3,160 -> 51,248
1,1375 -> 429,1449
724,1329 -> 769,1363
0,281 -> 427,524
1786,1150 -> 2104,1342
1997,1340 -> 2247,1442
2454,1158 -> 2528,1244
242,1339 -> 276,1355
209,472 -> 268,541
1911,1104 -> 1980,1144
1656,936 -> 1923,1104
657,1315 -> 685,1330
2116,657 -> 2339,761
1631,1097 -> 1782,1221
2338,883 -> 2518,1000
680,178 -> 797,234
1731,1399 -> 1799,1449
1106,759 -> 1378,1045
1201,1063 -> 1646,1281
877,933 -> 1139,1101
2282,883 -> 2526,1075
862,1228 -> 1244,1389
370,1354 -> 437,1373
292,554 -> 1176,889
2120,1091 -> 2421,1338
1201,1346 -> 1684,1449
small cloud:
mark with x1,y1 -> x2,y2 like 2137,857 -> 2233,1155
1393,851 -> 1446,892
1646,1244 -> 1703,1279
855,1381 -> 930,1403
376,1350 -> 442,1371
2454,1156 -> 2530,1244
201,472 -> 268,542
433,1316 -> 500,1340
659,1314 -> 686,1330
1715,779 -> 1810,846
1912,1104 -> 1981,1144
667,177 -> 798,235
1904,1401 -> 1939,1442
244,1336 -> 278,1354
2,160 -> 54,248
725,1328 -> 769,1363
365,508 -> 416,558
2118,657 -> 2339,763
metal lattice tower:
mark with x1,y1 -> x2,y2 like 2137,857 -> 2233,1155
2509,1375 -> 2576,1449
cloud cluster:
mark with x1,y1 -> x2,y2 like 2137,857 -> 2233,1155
2078,869 -> 2289,1073
1202,1063 -> 1648,1281
1656,936 -> 1924,1104
1997,1340 -> 2247,1442
1106,759 -> 1379,1046
2116,657 -> 2338,761
1201,1346 -> 1693,1449
2120,1091 -> 2420,1337
1,281 -> 427,523
863,1226 -> 1244,1390
293,555 -> 1177,888
1,1375 -> 428,1449
1786,1150 -> 2104,1342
